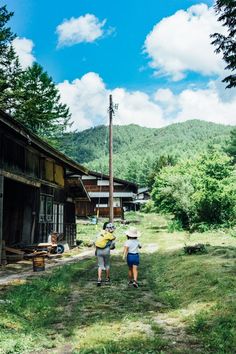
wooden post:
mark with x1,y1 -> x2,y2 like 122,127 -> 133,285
109,94 -> 114,223
0,175 -> 4,265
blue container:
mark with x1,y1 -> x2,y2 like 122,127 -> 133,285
91,217 -> 97,225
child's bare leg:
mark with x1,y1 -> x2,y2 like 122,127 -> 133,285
98,267 -> 102,280
105,268 -> 110,279
133,265 -> 138,282
128,266 -> 133,281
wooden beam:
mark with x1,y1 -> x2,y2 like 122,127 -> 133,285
1,170 -> 41,188
5,247 -> 24,255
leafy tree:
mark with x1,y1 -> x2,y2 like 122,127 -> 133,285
194,150 -> 235,225
0,5 -> 22,111
225,128 -> 236,163
148,155 -> 176,188
152,149 -> 236,229
14,63 -> 71,139
124,159 -> 139,184
211,1 -> 236,88
151,162 -> 196,228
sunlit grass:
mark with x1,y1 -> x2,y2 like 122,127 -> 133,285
0,213 -> 235,353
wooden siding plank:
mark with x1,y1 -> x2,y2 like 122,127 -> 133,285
45,159 -> 54,182
1,170 -> 41,187
54,164 -> 64,187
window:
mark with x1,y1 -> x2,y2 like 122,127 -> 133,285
39,195 -> 53,222
113,198 -> 121,207
53,203 -> 64,234
46,197 -> 53,222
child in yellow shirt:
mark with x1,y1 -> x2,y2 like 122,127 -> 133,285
95,222 -> 116,286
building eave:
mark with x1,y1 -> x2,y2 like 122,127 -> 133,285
0,110 -> 88,175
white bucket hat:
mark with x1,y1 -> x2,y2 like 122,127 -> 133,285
125,227 -> 141,238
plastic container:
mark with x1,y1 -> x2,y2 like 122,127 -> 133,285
91,217 -> 97,225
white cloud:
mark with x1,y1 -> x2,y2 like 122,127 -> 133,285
144,4 -> 225,81
112,88 -> 165,128
56,14 -> 107,47
57,73 -> 236,131
57,72 -> 107,130
155,82 -> 236,125
12,37 -> 35,69
57,72 -> 166,130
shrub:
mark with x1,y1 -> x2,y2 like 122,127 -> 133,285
151,149 -> 236,229
141,200 -> 156,213
167,219 -> 183,233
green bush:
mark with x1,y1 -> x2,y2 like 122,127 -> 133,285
167,219 -> 183,232
141,200 -> 156,213
152,149 -> 236,229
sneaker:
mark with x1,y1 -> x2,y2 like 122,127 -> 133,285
128,280 -> 133,286
97,280 -> 102,287
133,281 -> 139,288
105,278 -> 110,285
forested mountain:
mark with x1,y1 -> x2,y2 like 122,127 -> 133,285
58,120 -> 234,185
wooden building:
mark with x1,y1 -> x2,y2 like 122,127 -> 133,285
132,187 -> 151,210
69,171 -> 138,219
0,110 -> 88,263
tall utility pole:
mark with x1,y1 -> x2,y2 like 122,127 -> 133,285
109,94 -> 114,223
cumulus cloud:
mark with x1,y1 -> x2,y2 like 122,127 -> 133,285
57,72 -> 235,131
12,37 -> 35,69
56,14 -> 107,47
112,88 -> 165,128
144,4 -> 225,81
155,82 -> 236,125
57,72 -> 108,130
57,72 -> 165,130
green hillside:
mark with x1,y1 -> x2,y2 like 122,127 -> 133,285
58,120 -> 234,185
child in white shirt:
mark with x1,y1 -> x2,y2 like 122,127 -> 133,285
123,227 -> 141,288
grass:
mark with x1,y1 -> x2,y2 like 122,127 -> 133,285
0,212 -> 235,353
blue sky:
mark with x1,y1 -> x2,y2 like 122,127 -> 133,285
4,0 -> 236,130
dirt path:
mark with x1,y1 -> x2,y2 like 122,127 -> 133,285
28,249 -> 203,354
0,249 -> 94,286
1,234 -> 205,353
154,314 -> 203,353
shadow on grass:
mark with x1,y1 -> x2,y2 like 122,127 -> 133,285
147,225 -> 168,232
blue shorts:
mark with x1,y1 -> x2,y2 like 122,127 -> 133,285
127,253 -> 139,267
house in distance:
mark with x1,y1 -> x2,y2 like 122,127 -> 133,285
68,170 -> 138,219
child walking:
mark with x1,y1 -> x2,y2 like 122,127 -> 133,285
123,227 -> 141,288
95,222 -> 116,286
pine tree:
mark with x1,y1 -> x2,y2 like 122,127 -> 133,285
211,1 -> 236,88
225,128 -> 236,162
0,5 -> 22,111
14,63 -> 71,139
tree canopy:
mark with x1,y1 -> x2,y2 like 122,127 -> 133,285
0,5 -> 22,111
14,63 -> 71,139
225,128 -> 236,162
211,0 -> 236,88
152,149 -> 236,230
0,5 -> 71,139
57,120 -> 233,185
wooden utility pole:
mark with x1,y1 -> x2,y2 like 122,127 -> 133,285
109,94 -> 114,223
